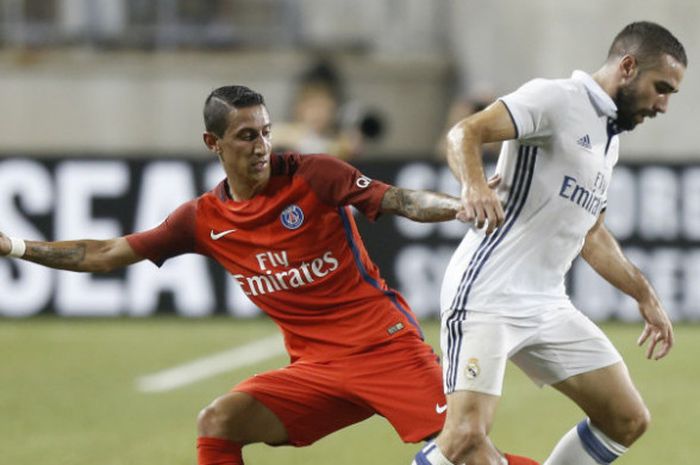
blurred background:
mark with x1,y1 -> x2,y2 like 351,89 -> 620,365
0,0 -> 698,158
2,2 -> 700,465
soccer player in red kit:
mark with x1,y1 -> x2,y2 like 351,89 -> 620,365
0,85 -> 533,464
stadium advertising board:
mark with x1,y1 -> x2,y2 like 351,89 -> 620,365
1,157 -> 699,321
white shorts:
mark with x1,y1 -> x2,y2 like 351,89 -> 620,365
441,305 -> 622,396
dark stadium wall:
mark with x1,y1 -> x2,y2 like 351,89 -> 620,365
1,156 -> 699,321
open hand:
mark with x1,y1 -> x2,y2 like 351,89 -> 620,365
637,298 -> 674,360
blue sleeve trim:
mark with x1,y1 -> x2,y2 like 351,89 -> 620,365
499,99 -> 520,139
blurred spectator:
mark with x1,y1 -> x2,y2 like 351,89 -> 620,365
273,59 -> 373,160
435,88 -> 502,162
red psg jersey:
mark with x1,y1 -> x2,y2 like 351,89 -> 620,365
126,153 -> 423,362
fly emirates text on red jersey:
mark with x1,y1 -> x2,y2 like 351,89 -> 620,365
233,250 -> 340,297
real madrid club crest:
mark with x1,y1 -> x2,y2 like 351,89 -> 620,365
466,357 -> 480,379
280,204 -> 304,230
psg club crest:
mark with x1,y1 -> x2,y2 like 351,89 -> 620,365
280,204 -> 304,230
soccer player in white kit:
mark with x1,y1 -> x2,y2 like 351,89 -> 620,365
412,22 -> 687,465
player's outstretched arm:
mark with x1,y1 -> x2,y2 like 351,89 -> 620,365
380,187 -> 463,222
380,175 -> 502,223
0,231 -> 144,273
581,213 -> 674,360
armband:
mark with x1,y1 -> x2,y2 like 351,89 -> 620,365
7,237 -> 26,258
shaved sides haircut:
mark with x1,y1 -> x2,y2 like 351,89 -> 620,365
204,85 -> 266,138
608,21 -> 687,70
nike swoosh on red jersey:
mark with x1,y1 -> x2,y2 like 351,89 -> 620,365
435,403 -> 447,414
210,229 -> 237,240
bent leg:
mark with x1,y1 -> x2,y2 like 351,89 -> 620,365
197,391 -> 288,444
196,357 -> 376,465
422,310 -> 541,465
544,362 -> 649,465
435,390 -> 504,465
196,392 -> 287,465
552,362 -> 649,446
436,310 -> 508,464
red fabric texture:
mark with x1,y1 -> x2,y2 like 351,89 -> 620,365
234,336 -> 444,446
125,199 -> 198,266
505,453 -> 540,465
197,437 -> 243,465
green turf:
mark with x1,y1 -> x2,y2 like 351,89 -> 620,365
1,318 -> 698,464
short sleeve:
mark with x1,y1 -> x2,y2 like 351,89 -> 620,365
296,154 -> 391,221
125,199 -> 197,267
499,78 -> 566,142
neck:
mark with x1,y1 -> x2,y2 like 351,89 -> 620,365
226,176 -> 266,201
591,63 -> 618,100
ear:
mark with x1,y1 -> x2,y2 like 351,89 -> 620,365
203,132 -> 220,153
619,55 -> 639,82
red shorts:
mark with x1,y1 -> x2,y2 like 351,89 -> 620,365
234,335 -> 445,446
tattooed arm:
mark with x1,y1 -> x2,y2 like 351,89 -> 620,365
379,175 -> 502,223
0,232 -> 143,272
380,187 -> 464,223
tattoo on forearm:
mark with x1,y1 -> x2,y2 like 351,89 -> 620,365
25,242 -> 88,270
384,187 -> 461,222
383,187 -> 410,215
411,191 -> 462,221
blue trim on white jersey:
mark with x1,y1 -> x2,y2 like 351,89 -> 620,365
458,146 -> 537,307
605,118 -> 620,156
451,145 -> 537,310
444,146 -> 536,393
338,206 -> 424,339
445,309 -> 467,392
448,147 -> 527,310
577,419 -> 620,464
499,99 -> 520,139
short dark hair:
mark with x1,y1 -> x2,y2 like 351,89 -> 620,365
203,85 -> 266,138
607,21 -> 687,69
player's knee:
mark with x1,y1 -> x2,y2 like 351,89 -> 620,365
197,403 -> 224,437
609,404 -> 651,446
622,404 -> 650,445
440,424 -> 491,463
197,399 -> 240,438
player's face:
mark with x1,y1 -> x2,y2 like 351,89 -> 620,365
615,54 -> 685,131
217,104 -> 272,185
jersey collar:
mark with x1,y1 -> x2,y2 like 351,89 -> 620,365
571,70 -> 618,119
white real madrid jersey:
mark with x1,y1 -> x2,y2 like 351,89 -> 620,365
441,71 -> 620,315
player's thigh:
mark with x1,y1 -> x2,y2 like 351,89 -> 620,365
442,310 -> 528,396
234,363 -> 374,447
348,337 -> 446,442
199,391 -> 288,445
510,308 -> 622,388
